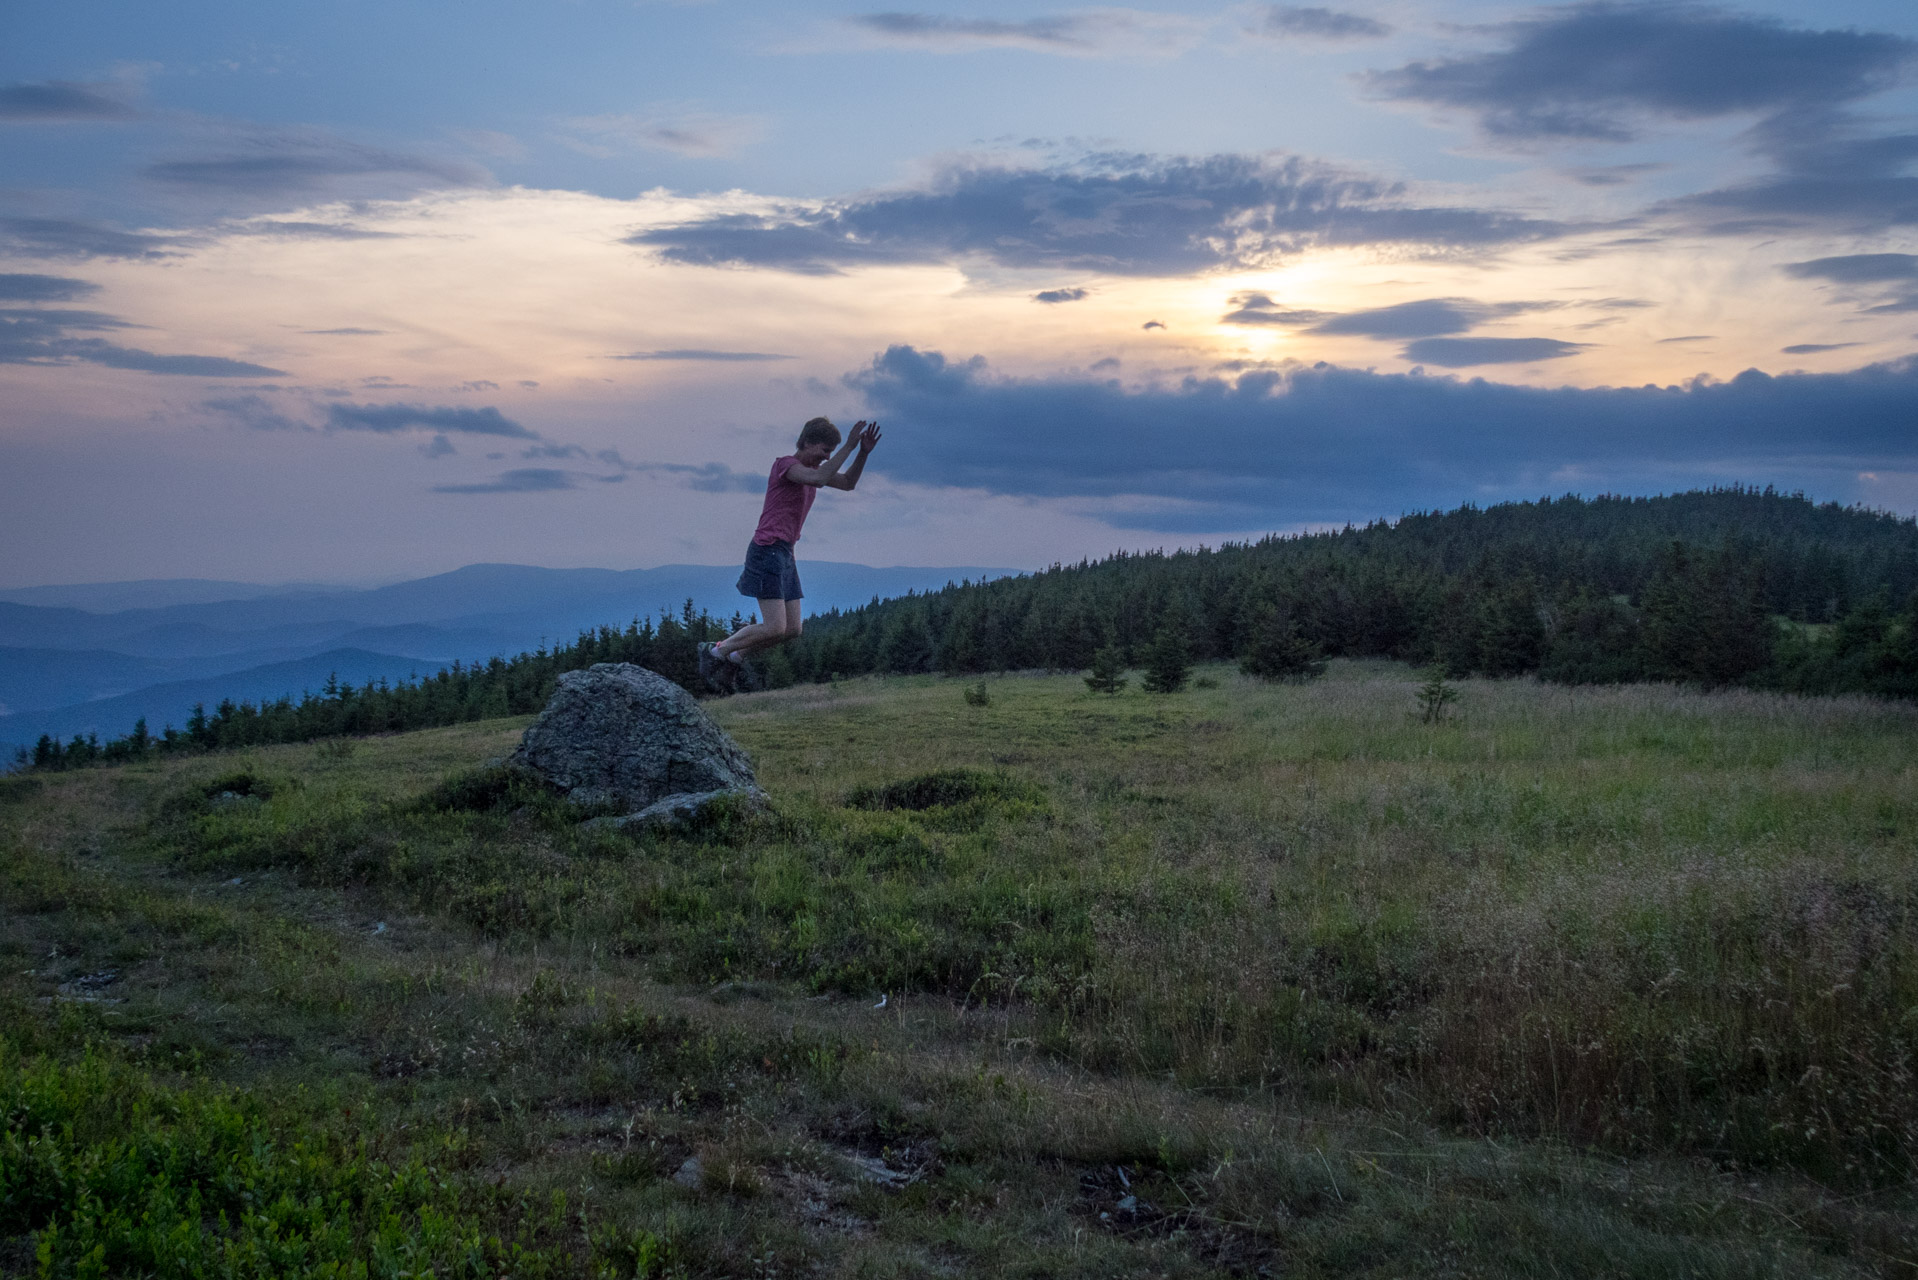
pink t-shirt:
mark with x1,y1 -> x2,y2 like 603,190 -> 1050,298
751,455 -> 817,545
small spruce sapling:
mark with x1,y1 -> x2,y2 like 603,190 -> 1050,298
1141,624 -> 1192,694
1417,666 -> 1459,723
1084,645 -> 1129,695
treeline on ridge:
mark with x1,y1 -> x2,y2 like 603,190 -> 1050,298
21,487 -> 1918,771
770,487 -> 1917,696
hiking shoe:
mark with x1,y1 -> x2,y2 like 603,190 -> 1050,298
697,643 -> 726,693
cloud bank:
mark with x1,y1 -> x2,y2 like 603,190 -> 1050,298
1255,6 -> 1390,41
850,345 -> 1918,528
631,152 -> 1562,276
0,273 -> 100,302
323,402 -> 537,438
0,217 -> 184,261
0,307 -> 284,376
142,133 -> 485,197
1367,2 -> 1915,142
0,81 -> 136,122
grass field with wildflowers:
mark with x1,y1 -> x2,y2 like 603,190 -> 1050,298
3,661 -> 1915,1277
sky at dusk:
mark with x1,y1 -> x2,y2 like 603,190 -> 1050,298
4,0 -> 1917,587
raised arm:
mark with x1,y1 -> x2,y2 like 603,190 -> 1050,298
785,421 -> 878,488
826,422 -> 880,490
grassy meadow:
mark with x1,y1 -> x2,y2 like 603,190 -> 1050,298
3,661 -> 1916,1277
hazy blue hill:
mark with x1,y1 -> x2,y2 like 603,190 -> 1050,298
0,562 -> 1020,654
0,648 -> 445,750
104,619 -> 379,659
0,579 -> 352,613
0,561 -> 1021,758
0,648 -> 180,717
0,642 -> 402,716
0,604 -> 117,652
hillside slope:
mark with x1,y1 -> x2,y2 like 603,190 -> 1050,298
4,666 -> 1913,1275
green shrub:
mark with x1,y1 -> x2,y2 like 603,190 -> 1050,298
0,1040 -> 604,1279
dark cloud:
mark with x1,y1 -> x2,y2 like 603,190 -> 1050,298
144,135 -> 484,196
1782,342 -> 1862,354
455,379 -> 501,391
301,327 -> 386,336
1779,252 -> 1918,314
1657,334 -> 1714,343
0,217 -> 184,260
851,13 -> 1092,49
1563,162 -> 1666,186
1401,336 -> 1587,366
631,461 -> 766,493
1310,297 -> 1547,338
844,11 -> 1192,54
0,308 -> 284,376
225,220 -> 402,240
850,344 -> 1918,529
324,403 -> 536,438
0,273 -> 100,302
1142,320 -> 1165,330
1366,3 -> 1915,142
563,111 -> 765,159
589,448 -> 764,492
612,349 -> 794,361
62,345 -> 284,376
1034,287 -> 1089,303
631,153 -> 1562,276
433,468 -> 577,494
0,308 -> 139,335
1257,6 -> 1390,40
420,434 -> 457,458
0,81 -> 136,122
206,394 -> 307,432
1664,112 -> 1918,233
1220,292 -> 1330,326
1783,253 -> 1918,283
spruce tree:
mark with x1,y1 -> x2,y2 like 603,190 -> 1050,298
878,605 -> 936,673
1141,624 -> 1192,693
1640,541 -> 1775,686
1540,590 -> 1643,684
1239,604 -> 1326,683
1084,645 -> 1129,695
1416,667 -> 1459,723
1477,578 -> 1546,676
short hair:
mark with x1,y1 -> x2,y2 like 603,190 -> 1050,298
797,416 -> 841,450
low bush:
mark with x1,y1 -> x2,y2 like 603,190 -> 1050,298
0,1039 -> 605,1279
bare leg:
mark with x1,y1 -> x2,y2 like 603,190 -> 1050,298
717,599 -> 801,658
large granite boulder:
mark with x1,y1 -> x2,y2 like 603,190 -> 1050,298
510,663 -> 764,822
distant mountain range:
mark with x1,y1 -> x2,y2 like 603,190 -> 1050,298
0,561 -> 1018,755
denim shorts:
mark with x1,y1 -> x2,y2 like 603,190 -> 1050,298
736,539 -> 803,601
